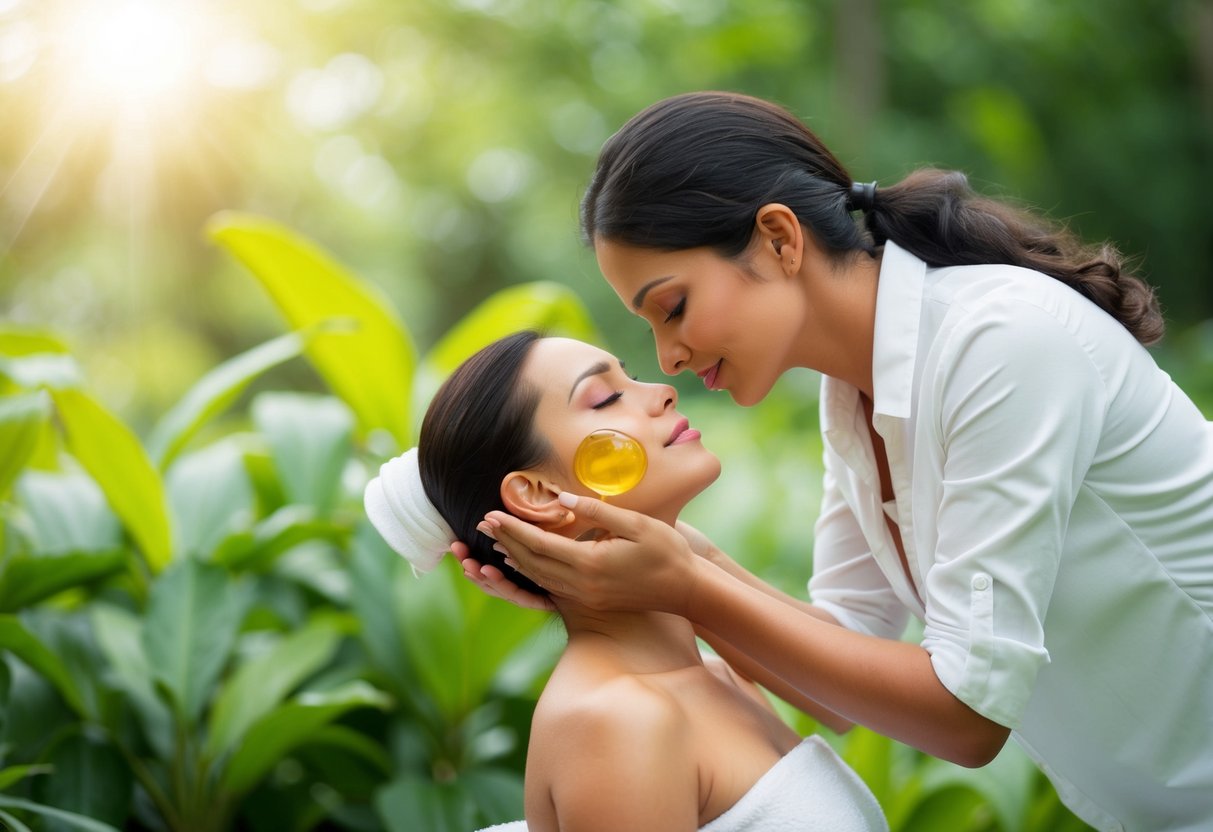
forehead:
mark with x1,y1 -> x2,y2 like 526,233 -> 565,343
524,337 -> 612,389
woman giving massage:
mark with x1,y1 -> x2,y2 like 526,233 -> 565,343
364,331 -> 888,831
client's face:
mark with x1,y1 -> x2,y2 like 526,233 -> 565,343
525,337 -> 721,521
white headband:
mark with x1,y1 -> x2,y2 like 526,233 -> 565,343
363,448 -> 455,574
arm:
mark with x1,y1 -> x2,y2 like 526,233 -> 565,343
489,499 -> 1009,767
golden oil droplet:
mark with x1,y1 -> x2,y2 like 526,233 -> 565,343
573,429 -> 647,497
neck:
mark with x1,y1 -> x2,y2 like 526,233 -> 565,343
792,246 -> 881,398
552,506 -> 702,673
555,600 -> 702,673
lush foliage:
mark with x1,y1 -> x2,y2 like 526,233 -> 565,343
11,215 -> 1205,830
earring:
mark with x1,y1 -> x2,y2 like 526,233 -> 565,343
790,257 -> 796,266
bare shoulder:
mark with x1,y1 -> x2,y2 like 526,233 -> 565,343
701,651 -> 778,713
527,674 -> 700,831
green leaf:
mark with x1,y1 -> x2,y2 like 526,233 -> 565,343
33,734 -> 131,830
211,504 -> 348,572
0,763 -> 53,791
89,604 -> 173,760
397,557 -> 549,721
148,329 -> 314,470
414,281 -> 601,412
461,767 -> 525,826
14,471 -> 121,555
0,796 -> 122,832
0,391 -> 50,498
205,614 -> 347,759
220,680 -> 391,796
374,774 -> 475,832
0,549 -> 127,612
166,441 -> 254,560
207,211 -> 416,447
50,389 -> 172,572
0,353 -> 83,390
0,614 -> 87,716
0,808 -> 32,832
143,559 -> 249,723
250,392 -> 353,516
0,330 -> 70,358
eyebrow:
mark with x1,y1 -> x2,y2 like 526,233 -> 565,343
568,359 -> 624,403
631,276 -> 674,310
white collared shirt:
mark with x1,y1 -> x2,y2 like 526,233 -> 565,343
808,241 -> 1213,831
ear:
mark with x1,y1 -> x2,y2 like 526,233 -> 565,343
754,203 -> 804,276
500,472 -> 576,530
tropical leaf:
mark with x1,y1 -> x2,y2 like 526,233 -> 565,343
0,353 -> 83,390
0,614 -> 87,716
414,281 -> 601,413
0,549 -> 127,612
219,680 -> 392,796
142,559 -> 250,723
0,391 -> 50,499
250,392 -> 353,517
0,796 -> 122,832
166,441 -> 254,560
205,614 -> 348,759
50,389 -> 172,571
207,211 -> 416,447
148,328 -> 319,470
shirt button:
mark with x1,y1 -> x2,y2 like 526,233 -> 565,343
972,574 -> 991,591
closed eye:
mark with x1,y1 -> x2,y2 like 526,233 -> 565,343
592,391 -> 622,409
663,298 -> 685,324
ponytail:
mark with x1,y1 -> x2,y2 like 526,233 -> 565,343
867,169 -> 1164,345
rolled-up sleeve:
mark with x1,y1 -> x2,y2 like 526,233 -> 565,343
810,447 -> 910,639
922,299 -> 1106,728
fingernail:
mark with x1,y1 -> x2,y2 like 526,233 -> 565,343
503,557 -> 518,570
492,543 -> 508,555
558,491 -> 577,508
476,522 -> 497,541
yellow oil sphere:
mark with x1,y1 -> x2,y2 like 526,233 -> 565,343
574,429 -> 647,497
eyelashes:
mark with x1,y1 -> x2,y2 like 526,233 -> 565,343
663,298 -> 685,323
591,391 -> 622,410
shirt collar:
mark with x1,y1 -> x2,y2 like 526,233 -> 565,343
870,240 -> 925,420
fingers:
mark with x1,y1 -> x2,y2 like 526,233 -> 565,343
555,492 -> 644,539
447,550 -> 557,612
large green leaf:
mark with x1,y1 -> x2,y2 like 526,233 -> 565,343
166,442 -> 254,560
413,281 -> 602,413
0,330 -> 70,357
0,353 -> 83,390
250,392 -> 353,516
13,471 -> 121,555
143,559 -> 249,723
207,212 -> 416,447
374,774 -> 476,832
397,556 -> 551,722
0,549 -> 126,612
89,604 -> 173,760
211,504 -> 348,572
50,389 -> 172,572
0,391 -> 50,499
219,680 -> 391,796
148,329 -> 315,470
33,734 -> 132,831
205,614 -> 348,759
0,614 -> 87,716
0,796 -> 121,832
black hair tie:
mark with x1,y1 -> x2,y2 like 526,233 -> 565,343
848,181 -> 878,213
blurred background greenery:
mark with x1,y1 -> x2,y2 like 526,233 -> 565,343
1,0 -> 1211,830
2,0 -> 1211,425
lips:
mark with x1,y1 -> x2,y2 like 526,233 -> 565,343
665,417 -> 701,446
698,360 -> 722,391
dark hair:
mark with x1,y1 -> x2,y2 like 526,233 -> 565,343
581,91 -> 1164,345
418,330 -> 549,596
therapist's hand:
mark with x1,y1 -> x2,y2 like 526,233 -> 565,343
482,493 -> 700,615
448,541 -> 556,612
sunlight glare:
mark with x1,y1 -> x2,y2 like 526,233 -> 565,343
59,0 -> 199,107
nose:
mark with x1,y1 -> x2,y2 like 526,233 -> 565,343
646,381 -> 677,415
656,331 -> 691,376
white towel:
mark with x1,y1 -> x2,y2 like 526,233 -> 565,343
363,447 -> 454,574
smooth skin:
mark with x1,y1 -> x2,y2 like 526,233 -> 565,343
491,337 -> 804,830
466,204 -> 1012,767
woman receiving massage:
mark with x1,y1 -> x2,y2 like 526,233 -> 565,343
364,331 -> 888,831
